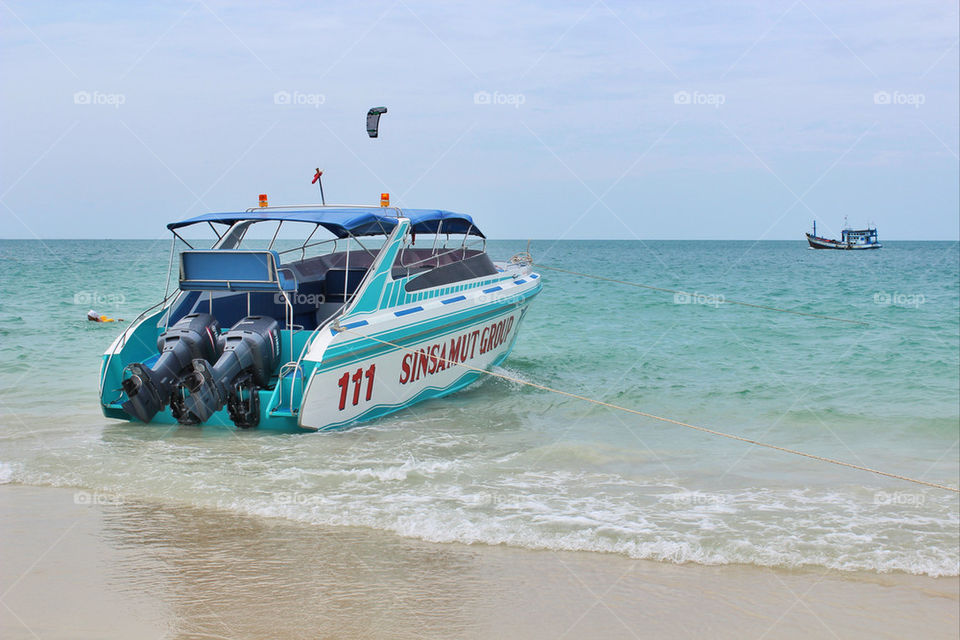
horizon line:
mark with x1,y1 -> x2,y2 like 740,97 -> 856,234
0,237 -> 958,243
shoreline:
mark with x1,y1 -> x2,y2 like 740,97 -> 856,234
1,484 -> 957,639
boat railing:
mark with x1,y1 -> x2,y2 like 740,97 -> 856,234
395,221 -> 484,277
273,361 -> 304,416
396,244 -> 469,275
243,203 -> 405,213
274,236 -> 340,262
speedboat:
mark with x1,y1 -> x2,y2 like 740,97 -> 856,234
99,199 -> 541,431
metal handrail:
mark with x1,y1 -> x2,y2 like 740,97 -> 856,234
243,203 -> 400,212
397,244 -> 471,275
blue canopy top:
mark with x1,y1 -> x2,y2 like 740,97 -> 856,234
167,207 -> 484,239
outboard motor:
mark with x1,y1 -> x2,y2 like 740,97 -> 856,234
121,313 -> 222,423
174,316 -> 281,428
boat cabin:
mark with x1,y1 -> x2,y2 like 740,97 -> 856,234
840,227 -> 880,247
163,206 -> 494,332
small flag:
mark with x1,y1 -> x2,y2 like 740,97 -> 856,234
312,168 -> 323,184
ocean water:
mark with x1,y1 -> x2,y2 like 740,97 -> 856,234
0,239 -> 957,576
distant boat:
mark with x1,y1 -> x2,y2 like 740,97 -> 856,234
806,219 -> 881,250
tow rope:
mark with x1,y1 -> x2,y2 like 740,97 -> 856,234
336,326 -> 957,494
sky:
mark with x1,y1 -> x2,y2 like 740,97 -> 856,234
1,0 -> 957,240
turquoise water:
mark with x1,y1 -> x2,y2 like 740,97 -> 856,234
1,239 -> 957,576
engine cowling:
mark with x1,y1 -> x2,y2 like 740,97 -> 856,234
173,316 -> 281,428
121,313 -> 222,423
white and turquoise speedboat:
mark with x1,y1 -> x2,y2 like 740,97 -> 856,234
99,201 -> 541,430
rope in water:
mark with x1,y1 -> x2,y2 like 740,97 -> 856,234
337,326 -> 958,493
533,263 -> 869,326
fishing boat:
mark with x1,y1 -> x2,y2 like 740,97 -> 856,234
99,197 -> 541,431
806,219 -> 881,250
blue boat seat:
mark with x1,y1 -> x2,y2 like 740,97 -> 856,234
179,250 -> 297,292
324,268 -> 368,303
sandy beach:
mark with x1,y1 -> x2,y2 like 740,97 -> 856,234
1,484 -> 956,639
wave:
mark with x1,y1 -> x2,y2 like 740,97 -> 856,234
4,459 -> 957,578
212,487 -> 960,577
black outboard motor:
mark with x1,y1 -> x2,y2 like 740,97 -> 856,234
174,316 -> 281,428
121,313 -> 222,423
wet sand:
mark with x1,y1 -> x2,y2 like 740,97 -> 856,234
1,485 -> 957,639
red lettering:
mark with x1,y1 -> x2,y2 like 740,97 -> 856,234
480,327 -> 490,354
449,336 -> 461,363
337,371 -> 349,410
437,344 -> 447,371
416,349 -> 428,382
351,367 -> 363,406
428,344 -> 439,374
396,316 -> 523,388
365,364 -> 375,401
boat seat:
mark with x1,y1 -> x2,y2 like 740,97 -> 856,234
324,268 -> 368,303
179,250 -> 297,292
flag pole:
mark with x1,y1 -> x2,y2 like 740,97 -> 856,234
313,168 -> 326,205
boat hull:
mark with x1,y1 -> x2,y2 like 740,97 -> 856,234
99,275 -> 541,432
298,291 -> 537,431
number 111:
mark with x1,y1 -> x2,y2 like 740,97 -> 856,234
337,364 -> 376,411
